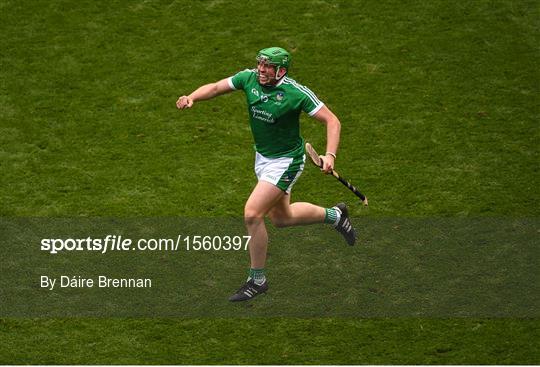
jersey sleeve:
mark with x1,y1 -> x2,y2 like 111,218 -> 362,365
228,69 -> 254,91
299,85 -> 325,116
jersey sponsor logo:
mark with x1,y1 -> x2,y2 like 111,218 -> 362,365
251,106 -> 275,124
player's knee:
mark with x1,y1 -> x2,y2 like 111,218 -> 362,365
244,205 -> 264,225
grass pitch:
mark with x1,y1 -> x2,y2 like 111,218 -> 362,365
1,0 -> 539,364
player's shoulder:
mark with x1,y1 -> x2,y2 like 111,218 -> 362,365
282,76 -> 312,92
281,76 -> 319,100
235,68 -> 257,76
233,68 -> 257,83
230,68 -> 258,89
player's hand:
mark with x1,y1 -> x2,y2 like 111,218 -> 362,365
176,95 -> 193,109
319,154 -> 335,174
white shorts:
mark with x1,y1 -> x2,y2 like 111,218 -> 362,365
254,151 -> 306,194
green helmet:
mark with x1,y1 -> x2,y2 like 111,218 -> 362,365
256,47 -> 290,80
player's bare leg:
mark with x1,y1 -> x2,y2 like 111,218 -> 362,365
230,181 -> 356,302
267,195 -> 326,228
229,181 -> 284,302
244,181 -> 285,268
268,195 -> 357,245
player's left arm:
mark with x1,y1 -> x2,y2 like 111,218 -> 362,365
312,105 -> 341,174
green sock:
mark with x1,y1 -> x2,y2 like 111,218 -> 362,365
248,268 -> 266,285
324,207 -> 341,226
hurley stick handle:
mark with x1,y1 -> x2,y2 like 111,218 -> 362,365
305,142 -> 368,206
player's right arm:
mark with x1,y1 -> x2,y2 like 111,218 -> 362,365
176,78 -> 233,109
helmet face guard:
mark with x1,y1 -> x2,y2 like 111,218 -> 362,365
256,47 -> 290,85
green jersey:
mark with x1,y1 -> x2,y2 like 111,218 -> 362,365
228,69 -> 324,158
